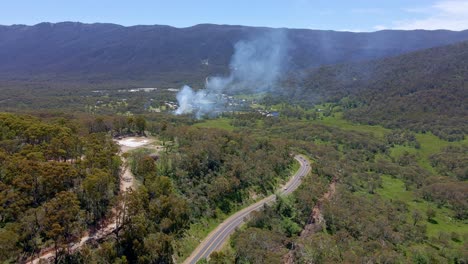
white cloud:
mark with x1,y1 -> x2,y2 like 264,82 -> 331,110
379,0 -> 468,31
373,25 -> 388,31
351,8 -> 385,14
337,28 -> 365,32
402,7 -> 433,14
434,0 -> 468,15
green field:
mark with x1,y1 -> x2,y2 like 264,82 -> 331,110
310,112 -> 390,139
390,133 -> 467,172
416,133 -> 467,159
377,175 -> 468,240
193,118 -> 235,131
305,113 -> 466,173
306,113 -> 468,244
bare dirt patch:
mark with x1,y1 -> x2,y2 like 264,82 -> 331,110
300,178 -> 336,237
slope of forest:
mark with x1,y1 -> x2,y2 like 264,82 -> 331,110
286,40 -> 468,141
0,113 -> 121,262
195,113 -> 467,263
1,22 -> 468,86
0,112 -> 297,263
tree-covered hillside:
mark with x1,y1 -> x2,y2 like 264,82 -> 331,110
1,22 -> 468,86
0,111 -> 297,263
196,113 -> 467,263
286,40 -> 468,141
0,113 -> 121,262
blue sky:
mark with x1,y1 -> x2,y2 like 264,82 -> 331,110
1,0 -> 468,31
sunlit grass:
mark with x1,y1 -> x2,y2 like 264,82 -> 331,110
174,211 -> 230,263
415,133 -> 467,159
309,113 -> 467,173
377,175 -> 468,240
308,112 -> 390,139
389,133 -> 467,172
193,118 -> 234,131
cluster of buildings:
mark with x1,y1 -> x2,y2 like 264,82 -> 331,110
256,109 -> 280,117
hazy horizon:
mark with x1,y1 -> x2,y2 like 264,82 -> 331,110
2,20 -> 468,33
2,0 -> 468,32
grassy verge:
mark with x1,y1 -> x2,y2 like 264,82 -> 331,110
174,211 -> 230,263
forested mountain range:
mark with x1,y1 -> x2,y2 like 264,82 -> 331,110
1,22 -> 468,85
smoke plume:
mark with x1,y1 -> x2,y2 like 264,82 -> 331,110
175,30 -> 289,118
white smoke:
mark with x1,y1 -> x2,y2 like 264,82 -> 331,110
175,30 -> 289,118
175,85 -> 220,118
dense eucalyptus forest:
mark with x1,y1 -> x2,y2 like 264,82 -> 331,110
0,113 -> 120,261
0,102 -> 466,263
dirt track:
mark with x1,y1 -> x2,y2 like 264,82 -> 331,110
28,137 -> 159,263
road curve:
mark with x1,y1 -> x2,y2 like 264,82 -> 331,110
183,155 -> 311,264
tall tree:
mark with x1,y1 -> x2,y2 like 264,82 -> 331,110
41,192 -> 84,258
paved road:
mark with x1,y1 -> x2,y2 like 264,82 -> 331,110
183,155 -> 311,264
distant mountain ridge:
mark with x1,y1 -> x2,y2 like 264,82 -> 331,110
1,22 -> 468,86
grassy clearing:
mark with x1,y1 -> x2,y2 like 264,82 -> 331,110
377,175 -> 468,239
389,133 -> 467,172
315,113 -> 468,244
389,145 -> 418,159
193,118 -> 234,131
308,113 -> 390,139
309,113 -> 466,173
388,144 -> 435,172
416,133 -> 467,159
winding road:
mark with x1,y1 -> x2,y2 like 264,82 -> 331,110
183,155 -> 311,264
